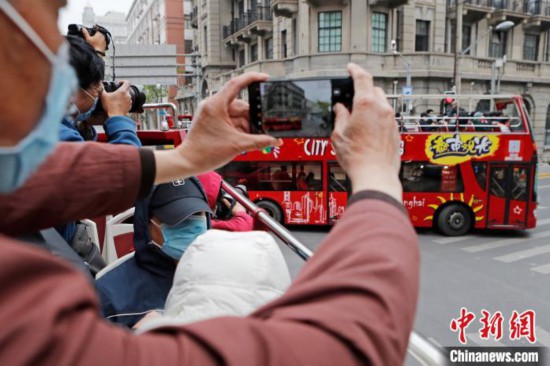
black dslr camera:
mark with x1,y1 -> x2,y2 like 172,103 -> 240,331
215,185 -> 249,220
95,81 -> 147,114
67,24 -> 112,50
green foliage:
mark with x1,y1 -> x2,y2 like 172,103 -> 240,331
143,85 -> 167,103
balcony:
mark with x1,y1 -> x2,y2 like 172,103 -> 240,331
448,0 -> 495,22
369,0 -> 409,7
306,0 -> 348,6
270,0 -> 298,18
490,0 -> 530,23
524,0 -> 550,29
223,7 -> 273,42
190,6 -> 198,28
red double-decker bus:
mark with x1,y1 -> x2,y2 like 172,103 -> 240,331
217,94 -> 538,236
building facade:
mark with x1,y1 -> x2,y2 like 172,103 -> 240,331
82,3 -> 127,44
183,0 -> 550,160
126,0 -> 185,102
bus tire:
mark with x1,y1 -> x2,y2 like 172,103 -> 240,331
256,200 -> 283,224
437,204 -> 472,236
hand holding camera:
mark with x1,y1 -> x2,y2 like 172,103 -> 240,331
100,80 -> 132,118
81,27 -> 107,55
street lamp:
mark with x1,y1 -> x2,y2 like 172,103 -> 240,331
454,20 -> 514,94
391,39 -> 412,111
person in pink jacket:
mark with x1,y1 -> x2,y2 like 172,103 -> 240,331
198,171 -> 254,231
0,1 -> 419,365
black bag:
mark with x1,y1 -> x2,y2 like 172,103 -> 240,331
71,223 -> 107,276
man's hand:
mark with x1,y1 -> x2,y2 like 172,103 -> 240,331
154,72 -> 281,184
82,28 -> 107,55
100,81 -> 132,118
332,63 -> 402,201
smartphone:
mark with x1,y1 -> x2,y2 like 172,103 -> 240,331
248,77 -> 354,137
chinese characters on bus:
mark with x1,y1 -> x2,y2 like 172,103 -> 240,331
426,134 -> 500,165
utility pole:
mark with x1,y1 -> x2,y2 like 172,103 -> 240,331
453,0 -> 463,94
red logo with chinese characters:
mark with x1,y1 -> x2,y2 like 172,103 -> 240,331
450,309 -> 536,344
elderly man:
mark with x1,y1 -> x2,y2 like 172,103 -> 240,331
0,1 -> 419,366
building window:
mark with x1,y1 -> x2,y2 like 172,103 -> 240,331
545,104 -> 550,146
545,31 -> 550,62
239,49 -> 245,67
415,20 -> 430,52
462,25 -> 472,55
489,32 -> 508,58
524,34 -> 539,61
318,11 -> 342,52
265,37 -> 273,59
250,43 -> 258,62
281,29 -> 288,58
372,12 -> 388,53
203,25 -> 208,56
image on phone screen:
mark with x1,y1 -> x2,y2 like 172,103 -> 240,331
249,78 -> 353,138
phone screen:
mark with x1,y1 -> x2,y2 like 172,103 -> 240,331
249,78 -> 353,137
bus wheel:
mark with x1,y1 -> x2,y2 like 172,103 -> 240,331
256,200 -> 283,223
437,204 -> 472,236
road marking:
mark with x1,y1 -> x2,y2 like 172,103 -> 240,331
539,172 -> 550,178
495,244 -> 550,263
466,333 -> 505,347
535,327 -> 550,347
538,218 -> 550,226
463,229 -> 550,253
434,236 -> 472,245
538,185 -> 550,189
538,206 -> 548,210
531,263 -> 550,274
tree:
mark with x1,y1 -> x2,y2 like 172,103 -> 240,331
143,85 -> 167,103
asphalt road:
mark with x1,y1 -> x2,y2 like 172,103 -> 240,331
277,164 -> 550,364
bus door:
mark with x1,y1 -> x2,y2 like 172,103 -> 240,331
327,162 -> 351,225
487,164 -> 531,228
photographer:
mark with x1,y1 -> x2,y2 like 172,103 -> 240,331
57,36 -> 141,248
61,36 -> 140,146
0,1 -> 418,364
198,172 -> 254,232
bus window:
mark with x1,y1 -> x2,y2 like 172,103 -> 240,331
490,167 -> 507,198
328,163 -> 349,192
400,162 -> 464,193
512,167 -> 528,201
472,162 -> 488,191
296,163 -> 323,191
218,162 -> 322,191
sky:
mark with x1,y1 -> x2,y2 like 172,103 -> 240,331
58,0 -> 134,33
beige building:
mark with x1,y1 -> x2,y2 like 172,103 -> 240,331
181,0 -> 550,160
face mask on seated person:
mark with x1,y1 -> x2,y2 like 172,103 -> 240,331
160,216 -> 208,260
0,2 -> 77,193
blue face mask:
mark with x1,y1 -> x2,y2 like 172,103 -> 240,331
160,216 -> 208,260
74,88 -> 99,122
0,2 -> 78,193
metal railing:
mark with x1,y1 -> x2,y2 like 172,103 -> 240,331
221,180 -> 449,365
523,0 -> 550,15
223,7 -> 273,39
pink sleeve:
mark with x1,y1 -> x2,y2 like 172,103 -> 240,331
211,212 -> 254,232
0,197 -> 418,366
0,142 -> 143,236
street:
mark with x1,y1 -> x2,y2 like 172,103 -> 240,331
277,164 -> 550,362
